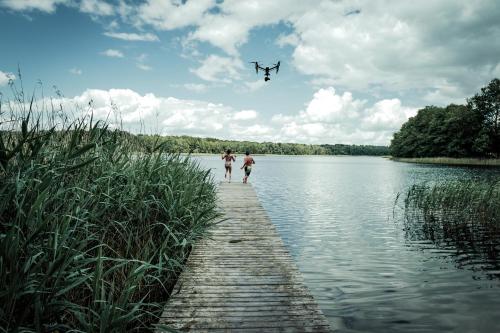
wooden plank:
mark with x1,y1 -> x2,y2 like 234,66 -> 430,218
157,182 -> 331,332
169,326 -> 332,332
162,320 -> 331,330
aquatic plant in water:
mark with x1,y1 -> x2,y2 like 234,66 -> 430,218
402,179 -> 500,277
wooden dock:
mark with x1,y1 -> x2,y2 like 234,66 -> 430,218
158,182 -> 331,332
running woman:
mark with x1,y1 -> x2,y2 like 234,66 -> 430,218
222,149 -> 236,182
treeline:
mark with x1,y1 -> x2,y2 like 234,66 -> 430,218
391,79 -> 500,158
136,135 -> 390,156
1,130 -> 389,156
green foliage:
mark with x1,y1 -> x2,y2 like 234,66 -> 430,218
136,135 -> 389,156
391,157 -> 500,167
404,180 -> 500,228
468,78 -> 500,156
390,78 -> 500,158
0,96 -> 219,331
402,180 -> 500,274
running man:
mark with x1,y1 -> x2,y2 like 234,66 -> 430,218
222,149 -> 236,182
241,150 -> 255,184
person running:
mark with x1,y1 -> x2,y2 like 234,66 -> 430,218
241,150 -> 255,184
222,149 -> 236,182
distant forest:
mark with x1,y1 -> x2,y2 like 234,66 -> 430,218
137,135 -> 389,156
390,78 -> 500,158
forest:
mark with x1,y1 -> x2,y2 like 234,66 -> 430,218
390,79 -> 500,158
137,135 -> 390,156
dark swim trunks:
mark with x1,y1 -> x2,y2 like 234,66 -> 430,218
244,165 -> 252,176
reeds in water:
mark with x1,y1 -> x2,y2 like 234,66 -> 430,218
402,179 -> 500,276
0,86 -> 219,331
392,157 -> 500,167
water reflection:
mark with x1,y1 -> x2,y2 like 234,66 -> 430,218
194,155 -> 500,333
399,181 -> 500,280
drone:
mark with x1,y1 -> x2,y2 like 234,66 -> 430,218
250,61 -> 280,81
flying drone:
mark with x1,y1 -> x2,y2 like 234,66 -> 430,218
250,61 -> 280,81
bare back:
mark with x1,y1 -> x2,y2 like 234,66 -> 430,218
243,155 -> 254,166
224,154 -> 235,162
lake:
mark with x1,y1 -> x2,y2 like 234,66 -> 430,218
194,155 -> 500,333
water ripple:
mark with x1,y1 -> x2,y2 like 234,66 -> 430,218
195,155 -> 500,333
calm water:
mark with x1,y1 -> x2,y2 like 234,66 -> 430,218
194,155 -> 500,333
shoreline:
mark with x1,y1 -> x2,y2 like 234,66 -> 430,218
390,157 -> 500,167
185,152 -> 388,157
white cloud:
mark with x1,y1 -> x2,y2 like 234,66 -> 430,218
190,55 -> 243,83
107,19 -> 119,30
302,88 -> 365,123
362,99 -> 417,131
0,70 -> 15,86
184,83 -> 208,93
276,32 -> 300,47
101,49 -> 124,58
36,88 -> 260,139
282,0 -> 500,97
137,53 -> 148,62
69,68 -> 82,75
15,86 -> 415,145
233,110 -> 257,121
103,31 -> 159,42
186,1 -> 309,55
493,63 -> 500,78
0,0 -> 112,15
135,0 -> 499,103
76,86 -> 414,144
73,89 -> 249,137
274,87 -> 417,145
136,63 -> 152,71
135,0 -> 215,30
230,124 -> 274,138
0,0 -> 69,13
423,82 -> 467,106
135,53 -> 152,71
72,89 -> 161,125
5,1 -> 498,106
79,0 -> 113,16
242,80 -> 266,92
308,77 -> 338,87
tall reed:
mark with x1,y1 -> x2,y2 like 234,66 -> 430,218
0,85 -> 219,332
402,179 -> 500,274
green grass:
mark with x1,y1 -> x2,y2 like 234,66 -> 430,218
391,156 -> 500,167
402,179 -> 500,270
0,88 -> 220,331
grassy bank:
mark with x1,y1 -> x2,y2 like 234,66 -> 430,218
391,156 -> 500,167
1,107 -> 219,331
402,180 -> 500,274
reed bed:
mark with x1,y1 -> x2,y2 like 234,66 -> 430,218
402,179 -> 500,274
0,88 -> 219,331
392,157 -> 500,167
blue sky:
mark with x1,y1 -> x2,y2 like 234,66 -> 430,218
1,0 -> 500,145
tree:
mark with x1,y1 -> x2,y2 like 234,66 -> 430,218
389,104 -> 485,158
468,78 -> 500,157
444,104 -> 483,157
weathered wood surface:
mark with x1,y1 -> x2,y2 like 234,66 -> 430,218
158,182 -> 331,332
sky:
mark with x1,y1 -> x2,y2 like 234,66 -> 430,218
1,0 -> 499,145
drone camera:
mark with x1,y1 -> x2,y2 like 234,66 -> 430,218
251,60 -> 280,82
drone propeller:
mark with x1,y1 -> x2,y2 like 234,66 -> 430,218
249,61 -> 260,74
250,60 -> 280,78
